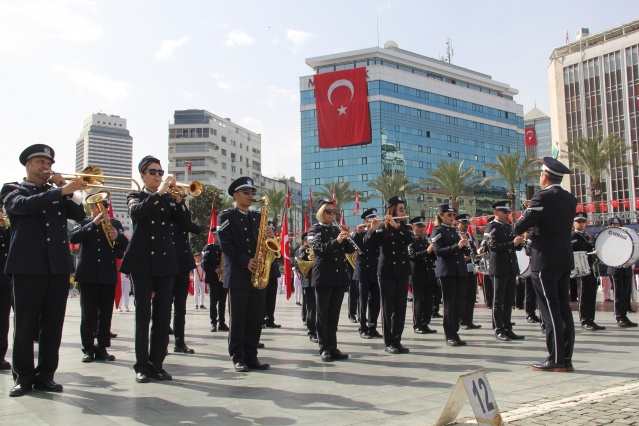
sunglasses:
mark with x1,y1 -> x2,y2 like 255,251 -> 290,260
324,209 -> 338,215
145,168 -> 165,176
414,224 -> 425,227
397,207 -> 406,212
444,212 -> 455,217
241,189 -> 256,196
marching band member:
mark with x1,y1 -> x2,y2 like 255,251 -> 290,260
0,205 -> 11,371
202,232 -> 229,332
364,196 -> 413,354
572,212 -> 604,330
193,253 -> 207,311
119,272 -> 131,312
352,208 -> 382,339
408,216 -> 437,334
263,221 -> 282,329
485,201 -> 524,341
296,233 -> 318,342
456,213 -> 482,331
431,203 -> 468,347
293,264 -> 303,306
606,216 -> 638,328
514,157 -> 576,372
308,199 -> 354,361
2,144 -> 87,396
217,177 -> 272,372
119,155 -> 191,383
69,191 -> 128,363
521,229 -> 540,323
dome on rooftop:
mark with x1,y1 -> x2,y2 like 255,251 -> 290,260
384,40 -> 398,49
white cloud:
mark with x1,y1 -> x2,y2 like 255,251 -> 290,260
286,29 -> 312,47
258,86 -> 297,108
155,37 -> 189,60
224,30 -> 255,47
210,72 -> 250,91
54,65 -> 130,104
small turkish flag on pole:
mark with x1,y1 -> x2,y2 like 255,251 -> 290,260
285,185 -> 291,209
308,185 -> 313,213
280,210 -> 292,300
340,210 -> 346,227
352,191 -> 359,215
207,203 -> 217,244
183,161 -> 192,171
303,209 -> 309,232
332,186 -> 337,208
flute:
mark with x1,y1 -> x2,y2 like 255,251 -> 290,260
333,221 -> 363,255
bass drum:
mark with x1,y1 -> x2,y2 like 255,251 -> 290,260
594,226 -> 639,268
516,250 -> 531,278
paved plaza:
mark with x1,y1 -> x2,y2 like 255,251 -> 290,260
1,291 -> 638,425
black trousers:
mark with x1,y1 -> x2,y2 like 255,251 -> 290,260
578,273 -> 598,324
612,274 -> 633,321
12,274 -> 68,386
439,276 -> 466,340
315,286 -> 344,354
228,286 -> 265,363
433,278 -> 442,313
79,282 -> 115,352
301,290 -> 307,322
0,285 -> 12,362
533,270 -> 575,364
482,275 -> 493,307
514,278 -> 525,309
460,274 -> 477,326
172,271 -> 190,343
131,274 -> 173,374
379,276 -> 409,346
492,275 -> 516,332
303,287 -> 316,337
412,279 -> 433,329
569,278 -> 579,301
348,279 -> 358,319
358,279 -> 380,332
264,275 -> 278,324
523,276 -> 537,316
208,280 -> 228,325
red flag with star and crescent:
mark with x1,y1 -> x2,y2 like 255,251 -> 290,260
314,68 -> 371,148
352,191 -> 359,215
280,210 -> 292,300
331,186 -> 337,208
207,203 -> 217,244
303,210 -> 309,232
107,198 -> 123,309
308,185 -> 313,213
285,185 -> 291,209
524,128 -> 537,147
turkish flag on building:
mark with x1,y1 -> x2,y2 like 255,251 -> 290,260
598,201 -> 608,212
622,199 -> 630,209
314,68 -> 371,148
285,185 -> 291,209
524,127 -> 538,147
611,199 -> 619,209
183,161 -> 192,171
586,202 -> 595,213
280,210 -> 292,300
576,204 -> 584,212
480,216 -> 488,226
635,198 -> 639,209
303,209 -> 309,232
207,203 -> 217,244
352,191 -> 359,215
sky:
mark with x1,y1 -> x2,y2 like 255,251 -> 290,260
0,0 -> 635,187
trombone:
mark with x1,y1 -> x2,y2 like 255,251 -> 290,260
45,165 -> 141,194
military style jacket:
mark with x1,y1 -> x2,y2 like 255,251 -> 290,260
484,220 -> 521,276
408,235 -> 436,285
1,181 -> 86,275
431,223 -> 468,278
201,242 -> 222,284
217,207 -> 261,289
0,226 -> 10,286
571,230 -> 595,267
172,219 -> 202,274
352,230 -> 379,282
308,222 -> 354,288
363,222 -> 413,278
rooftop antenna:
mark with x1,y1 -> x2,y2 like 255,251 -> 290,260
440,38 -> 454,64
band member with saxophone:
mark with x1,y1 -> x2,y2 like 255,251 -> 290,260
431,203 -> 468,347
352,208 -> 382,339
484,201 -> 524,342
364,196 -> 414,354
69,190 -> 128,363
308,199 -> 354,361
120,155 -> 191,383
514,157 -> 576,372
296,232 -> 318,342
0,204 -> 11,371
606,216 -> 638,328
263,221 -> 282,329
202,231 -> 229,332
217,177 -> 273,372
456,213 -> 482,331
170,216 -> 202,354
2,144 -> 87,396
408,216 -> 437,334
572,212 -> 604,331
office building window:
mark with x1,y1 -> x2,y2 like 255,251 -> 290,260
222,136 -> 227,142
419,161 -> 424,168
315,162 -> 321,169
338,176 -> 344,182
314,178 -> 320,185
338,159 -> 343,166
362,157 -> 367,164
362,174 -> 368,181
221,162 -> 227,170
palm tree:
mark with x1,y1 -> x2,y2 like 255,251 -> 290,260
265,187 -> 286,227
313,181 -> 364,221
563,132 -> 628,211
481,152 -> 539,208
421,160 -> 484,211
368,172 -> 418,201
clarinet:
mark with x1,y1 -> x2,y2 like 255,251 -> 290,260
333,221 -> 363,255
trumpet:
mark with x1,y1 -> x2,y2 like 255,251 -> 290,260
167,180 -> 203,197
45,165 -> 141,194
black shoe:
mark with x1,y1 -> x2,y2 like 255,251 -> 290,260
496,332 -> 511,341
135,372 -> 150,383
582,323 -> 596,331
9,383 -> 31,397
348,316 -> 358,323
360,330 -> 372,339
532,360 -> 571,372
330,350 -> 349,360
210,324 -> 217,332
455,339 -> 467,346
34,380 -> 63,392
445,339 -> 459,347
174,343 -> 195,354
432,312 -> 443,318
617,320 -> 629,328
0,359 -> 11,370
368,328 -> 383,338
149,368 -> 173,381
109,331 -> 118,338
234,362 -> 249,372
527,315 -> 541,323
195,305 -> 199,309
94,346 -> 116,361
320,351 -> 332,362
467,323 -> 482,329
247,359 -> 271,370
309,335 -> 319,343
590,322 -> 606,330
395,343 -> 409,354
385,345 -> 400,354
414,328 -> 428,334
625,319 -> 638,327
264,322 -> 281,329
421,325 -> 437,333
82,352 -> 94,363
506,330 -> 525,340
200,305 -> 207,309
459,324 -> 470,330
565,360 -> 575,372
218,323 -> 229,331
257,342 -> 265,349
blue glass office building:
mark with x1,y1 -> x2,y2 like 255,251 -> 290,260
301,42 -> 525,227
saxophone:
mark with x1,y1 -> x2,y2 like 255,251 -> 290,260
218,254 -> 224,282
251,197 -> 281,289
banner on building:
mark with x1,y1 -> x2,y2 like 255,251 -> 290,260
524,128 -> 538,147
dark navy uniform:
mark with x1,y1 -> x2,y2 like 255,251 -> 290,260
69,213 -> 128,358
571,229 -> 598,326
171,219 -> 202,350
264,252 -> 281,328
521,239 -> 539,321
458,228 -> 480,329
514,162 -> 577,368
484,219 -> 521,336
202,241 -> 227,330
308,222 -> 354,357
296,243 -> 316,340
1,179 -> 86,388
432,221 -> 468,343
119,189 -> 190,376
0,220 -> 11,369
217,207 -> 265,365
352,229 -> 380,337
602,217 -> 636,326
408,233 -> 436,332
